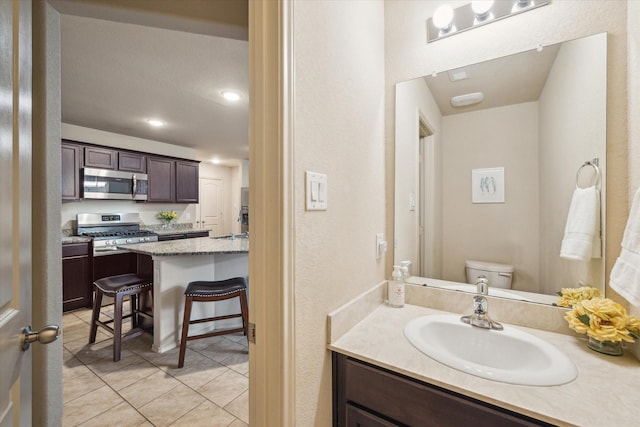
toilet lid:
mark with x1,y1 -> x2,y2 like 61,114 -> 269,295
465,259 -> 514,273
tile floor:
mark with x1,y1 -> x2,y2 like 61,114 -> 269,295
62,307 -> 249,427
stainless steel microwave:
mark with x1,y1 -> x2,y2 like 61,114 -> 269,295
82,168 -> 148,201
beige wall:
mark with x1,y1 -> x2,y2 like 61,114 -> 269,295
442,102 -> 540,291
394,77 -> 443,277
385,0 -> 628,302
292,1 -> 386,424
539,33 -> 607,294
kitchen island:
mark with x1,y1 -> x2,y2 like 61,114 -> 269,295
120,236 -> 248,353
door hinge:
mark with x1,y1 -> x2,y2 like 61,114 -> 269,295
248,322 -> 256,343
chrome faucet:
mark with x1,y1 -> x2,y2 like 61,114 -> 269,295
461,276 -> 504,330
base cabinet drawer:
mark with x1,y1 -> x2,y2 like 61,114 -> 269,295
333,353 -> 553,427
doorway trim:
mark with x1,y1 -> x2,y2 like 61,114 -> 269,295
248,0 -> 296,426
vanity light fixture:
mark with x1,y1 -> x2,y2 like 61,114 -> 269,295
427,0 -> 550,43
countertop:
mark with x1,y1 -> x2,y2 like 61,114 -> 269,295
329,303 -> 640,426
62,235 -> 92,244
118,236 -> 248,256
145,227 -> 211,236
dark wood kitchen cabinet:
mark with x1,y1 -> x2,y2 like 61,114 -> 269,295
175,160 -> 199,203
61,141 -> 83,200
146,157 -> 199,203
62,242 -> 93,312
146,156 -> 176,202
84,146 -> 117,169
118,151 -> 146,173
333,353 -> 552,427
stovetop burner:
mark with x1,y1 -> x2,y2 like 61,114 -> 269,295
81,229 -> 157,239
76,213 -> 159,254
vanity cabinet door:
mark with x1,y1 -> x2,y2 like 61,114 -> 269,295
333,353 -> 552,427
346,405 -> 400,427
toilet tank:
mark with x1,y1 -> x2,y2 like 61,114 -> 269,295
465,260 -> 514,289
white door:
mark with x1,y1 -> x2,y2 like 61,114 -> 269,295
1,1 -> 33,425
198,178 -> 224,236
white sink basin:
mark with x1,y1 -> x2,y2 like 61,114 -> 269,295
404,315 -> 577,386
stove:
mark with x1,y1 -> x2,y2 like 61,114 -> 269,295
77,213 -> 158,255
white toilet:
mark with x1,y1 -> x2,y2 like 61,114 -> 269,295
465,260 -> 514,289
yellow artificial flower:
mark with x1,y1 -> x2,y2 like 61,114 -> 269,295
157,210 -> 178,221
565,297 -> 638,343
556,286 -> 603,308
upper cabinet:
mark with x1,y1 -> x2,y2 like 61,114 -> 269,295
61,140 -> 199,203
118,152 -> 146,173
147,156 -> 176,202
176,160 -> 199,203
146,157 -> 200,203
84,146 -> 117,169
61,141 -> 83,200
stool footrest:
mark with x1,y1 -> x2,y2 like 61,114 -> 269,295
185,327 -> 246,342
189,313 -> 243,325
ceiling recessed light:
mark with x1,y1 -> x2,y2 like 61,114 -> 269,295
221,90 -> 242,102
211,158 -> 221,165
146,119 -> 165,127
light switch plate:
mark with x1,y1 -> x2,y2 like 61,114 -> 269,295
306,171 -> 328,210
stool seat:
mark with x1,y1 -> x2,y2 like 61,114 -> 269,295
178,276 -> 248,368
185,277 -> 246,297
94,273 -> 153,294
90,273 -> 154,362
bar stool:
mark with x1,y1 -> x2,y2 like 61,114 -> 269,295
89,273 -> 154,362
178,277 -> 248,368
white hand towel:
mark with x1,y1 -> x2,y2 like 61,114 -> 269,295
610,187 -> 640,306
560,186 -> 600,262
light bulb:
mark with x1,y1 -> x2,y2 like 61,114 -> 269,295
472,0 -> 494,19
433,5 -> 454,31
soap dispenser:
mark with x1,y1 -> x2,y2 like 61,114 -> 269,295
400,260 -> 412,282
388,265 -> 405,308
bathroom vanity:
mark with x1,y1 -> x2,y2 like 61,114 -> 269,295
333,353 -> 550,426
328,284 -> 640,426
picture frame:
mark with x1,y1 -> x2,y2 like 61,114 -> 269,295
472,167 -> 505,203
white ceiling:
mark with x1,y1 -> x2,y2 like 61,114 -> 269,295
60,13 -> 249,164
424,43 -> 560,116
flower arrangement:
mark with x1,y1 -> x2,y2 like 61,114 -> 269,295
157,210 -> 178,222
564,298 -> 640,343
556,286 -> 603,308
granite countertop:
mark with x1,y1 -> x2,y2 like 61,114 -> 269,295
117,236 -> 248,256
62,235 -> 92,244
329,303 -> 640,426
145,227 -> 211,236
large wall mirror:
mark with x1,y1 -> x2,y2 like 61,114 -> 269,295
394,32 -> 607,305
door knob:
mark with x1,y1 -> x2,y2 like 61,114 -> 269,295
21,325 -> 61,351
